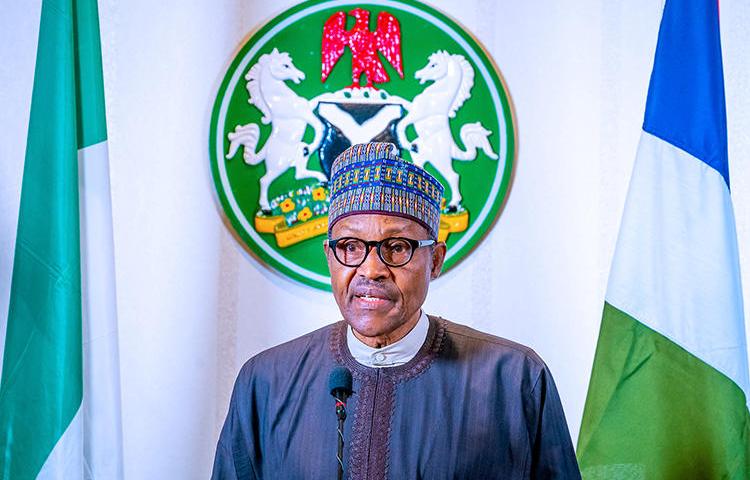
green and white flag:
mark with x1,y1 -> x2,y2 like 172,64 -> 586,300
578,0 -> 750,478
0,0 -> 123,477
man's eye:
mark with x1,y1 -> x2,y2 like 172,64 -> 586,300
386,240 -> 409,253
339,241 -> 360,253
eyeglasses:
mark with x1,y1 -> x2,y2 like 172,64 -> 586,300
328,237 -> 436,268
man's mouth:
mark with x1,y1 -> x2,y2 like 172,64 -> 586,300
356,293 -> 386,300
352,292 -> 393,309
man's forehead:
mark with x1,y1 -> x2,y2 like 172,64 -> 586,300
332,214 -> 429,237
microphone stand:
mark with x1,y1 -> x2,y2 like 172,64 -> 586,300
334,395 -> 347,480
329,366 -> 352,480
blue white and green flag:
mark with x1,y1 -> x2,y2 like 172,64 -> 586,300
578,0 -> 750,478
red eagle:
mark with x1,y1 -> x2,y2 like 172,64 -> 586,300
321,8 -> 404,88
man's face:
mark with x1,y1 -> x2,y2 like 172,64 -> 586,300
325,214 -> 446,343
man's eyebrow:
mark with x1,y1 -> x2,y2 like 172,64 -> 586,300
335,226 -> 410,237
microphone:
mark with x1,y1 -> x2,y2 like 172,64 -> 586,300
329,366 -> 353,408
328,367 -> 352,480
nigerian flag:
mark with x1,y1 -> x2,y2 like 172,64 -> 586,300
577,0 -> 750,478
0,0 -> 123,478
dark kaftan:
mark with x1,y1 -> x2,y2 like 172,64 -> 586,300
212,316 -> 581,479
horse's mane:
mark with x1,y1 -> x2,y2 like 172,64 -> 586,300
244,50 -> 287,124
447,54 -> 475,118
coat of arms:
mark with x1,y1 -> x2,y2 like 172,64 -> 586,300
210,1 -> 515,290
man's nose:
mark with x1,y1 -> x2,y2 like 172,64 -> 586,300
357,246 -> 390,279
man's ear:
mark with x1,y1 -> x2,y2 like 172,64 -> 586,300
430,241 -> 447,279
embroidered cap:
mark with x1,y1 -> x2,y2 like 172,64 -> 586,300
327,142 -> 444,239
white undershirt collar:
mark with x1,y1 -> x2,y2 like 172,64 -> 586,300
346,311 -> 429,368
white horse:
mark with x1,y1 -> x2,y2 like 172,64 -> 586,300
396,51 -> 498,208
226,48 -> 326,212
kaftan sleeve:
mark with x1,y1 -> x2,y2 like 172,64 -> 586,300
211,361 -> 261,480
527,365 -> 582,479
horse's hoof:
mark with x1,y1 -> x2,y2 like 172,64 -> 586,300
303,146 -> 310,156
261,209 -> 273,216
411,144 -> 419,153
446,205 -> 458,213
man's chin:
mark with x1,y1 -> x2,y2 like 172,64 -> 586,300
346,314 -> 399,339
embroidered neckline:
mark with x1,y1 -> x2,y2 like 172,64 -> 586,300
346,312 -> 429,368
329,315 -> 446,382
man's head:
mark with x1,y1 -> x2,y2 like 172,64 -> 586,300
324,143 -> 446,346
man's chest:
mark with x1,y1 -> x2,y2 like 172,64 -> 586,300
259,368 -> 532,479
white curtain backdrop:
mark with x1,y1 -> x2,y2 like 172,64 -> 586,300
1,1 -> 749,478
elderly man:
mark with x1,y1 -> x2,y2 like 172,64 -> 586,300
212,142 -> 581,479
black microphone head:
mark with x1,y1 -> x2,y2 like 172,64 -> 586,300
328,366 -> 353,396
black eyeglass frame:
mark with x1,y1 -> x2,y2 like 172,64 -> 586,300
327,237 -> 436,268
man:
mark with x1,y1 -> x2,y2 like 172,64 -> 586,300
212,142 -> 581,479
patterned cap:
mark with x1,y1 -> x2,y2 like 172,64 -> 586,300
327,142 -> 444,239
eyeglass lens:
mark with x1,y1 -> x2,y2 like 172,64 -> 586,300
335,238 -> 414,267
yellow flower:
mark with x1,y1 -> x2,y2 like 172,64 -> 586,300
297,207 -> 313,222
280,198 -> 295,213
312,187 -> 326,201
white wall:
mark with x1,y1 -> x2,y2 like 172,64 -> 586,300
1,1 -> 749,478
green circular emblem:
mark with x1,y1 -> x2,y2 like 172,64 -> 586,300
210,0 -> 515,290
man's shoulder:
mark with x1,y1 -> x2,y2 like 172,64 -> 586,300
239,322 -> 340,375
432,315 -> 546,370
